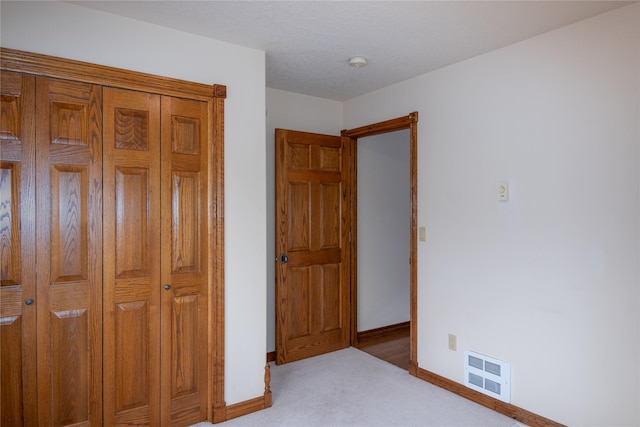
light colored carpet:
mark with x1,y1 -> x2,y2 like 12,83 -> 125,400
192,347 -> 525,427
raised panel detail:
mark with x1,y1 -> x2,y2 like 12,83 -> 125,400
171,116 -> 200,155
51,166 -> 87,282
289,144 -> 309,169
288,182 -> 310,251
172,295 -> 199,397
320,264 -> 340,332
287,267 -> 310,339
320,183 -> 340,249
319,146 -> 341,171
116,167 -> 149,278
0,163 -> 19,286
171,172 -> 200,273
103,86 -> 159,427
116,301 -> 149,412
51,102 -> 87,146
1,70 -> 36,427
115,108 -> 149,151
275,129 -> 348,365
0,95 -> 21,141
0,315 -> 23,425
51,309 -> 89,426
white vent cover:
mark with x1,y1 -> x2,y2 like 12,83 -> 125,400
464,350 -> 511,403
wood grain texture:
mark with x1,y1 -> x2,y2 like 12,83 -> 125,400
209,95 -> 226,424
35,76 -> 103,426
213,370 -> 273,423
51,309 -> 89,425
2,50 -> 227,427
341,112 -> 418,139
115,301 -> 150,412
416,368 -> 566,427
348,136 -> 359,352
343,113 -> 419,373
0,70 -> 37,427
0,314 -> 24,424
224,395 -> 270,422
263,364 -> 272,408
103,87 -> 161,426
356,333 -> 410,370
408,119 -> 418,374
275,129 -> 350,365
161,96 -> 209,426
0,81 -> 37,426
1,48 -> 223,102
356,321 -> 410,345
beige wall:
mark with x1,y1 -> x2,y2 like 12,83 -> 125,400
344,4 -> 640,425
5,1 -> 638,424
1,0 -> 268,405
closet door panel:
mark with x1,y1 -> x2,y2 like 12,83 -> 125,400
35,76 -> 102,426
0,71 -> 36,427
160,96 -> 208,426
103,87 -> 161,426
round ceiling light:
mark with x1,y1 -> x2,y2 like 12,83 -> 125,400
348,56 -> 368,68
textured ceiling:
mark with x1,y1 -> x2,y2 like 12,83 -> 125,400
71,1 -> 633,101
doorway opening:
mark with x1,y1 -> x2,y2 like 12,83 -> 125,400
352,129 -> 411,370
342,112 -> 418,375
274,113 -> 418,373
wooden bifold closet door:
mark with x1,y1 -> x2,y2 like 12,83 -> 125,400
1,70 -> 38,427
103,87 -> 209,426
35,76 -> 104,426
102,88 -> 162,426
1,54 -> 216,426
1,72 -> 104,426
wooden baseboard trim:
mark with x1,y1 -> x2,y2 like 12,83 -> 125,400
266,351 -> 276,363
214,364 -> 272,424
355,321 -> 410,346
222,396 -> 266,421
416,368 -> 565,427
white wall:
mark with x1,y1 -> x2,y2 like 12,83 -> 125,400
1,1 -> 267,405
357,131 -> 411,331
6,2 -> 638,424
265,88 -> 343,352
345,4 -> 640,426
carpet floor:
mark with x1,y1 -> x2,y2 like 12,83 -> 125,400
191,347 -> 525,427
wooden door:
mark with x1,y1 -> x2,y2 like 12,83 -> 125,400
0,70 -> 37,426
103,90 -> 209,426
103,87 -> 162,426
275,129 -> 350,365
35,76 -> 103,426
160,96 -> 209,425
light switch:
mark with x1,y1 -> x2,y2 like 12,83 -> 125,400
448,334 -> 457,351
419,227 -> 426,242
497,182 -> 509,201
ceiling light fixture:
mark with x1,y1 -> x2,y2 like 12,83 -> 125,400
348,56 -> 368,68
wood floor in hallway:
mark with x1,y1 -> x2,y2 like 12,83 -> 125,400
355,331 -> 410,370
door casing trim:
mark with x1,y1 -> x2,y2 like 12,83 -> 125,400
342,112 -> 419,374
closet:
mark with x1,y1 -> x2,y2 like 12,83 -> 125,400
0,49 -> 225,426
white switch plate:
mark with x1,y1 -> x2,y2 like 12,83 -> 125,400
448,333 -> 457,351
419,227 -> 426,242
497,182 -> 509,201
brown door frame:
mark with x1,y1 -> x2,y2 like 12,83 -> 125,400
342,112 -> 419,375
